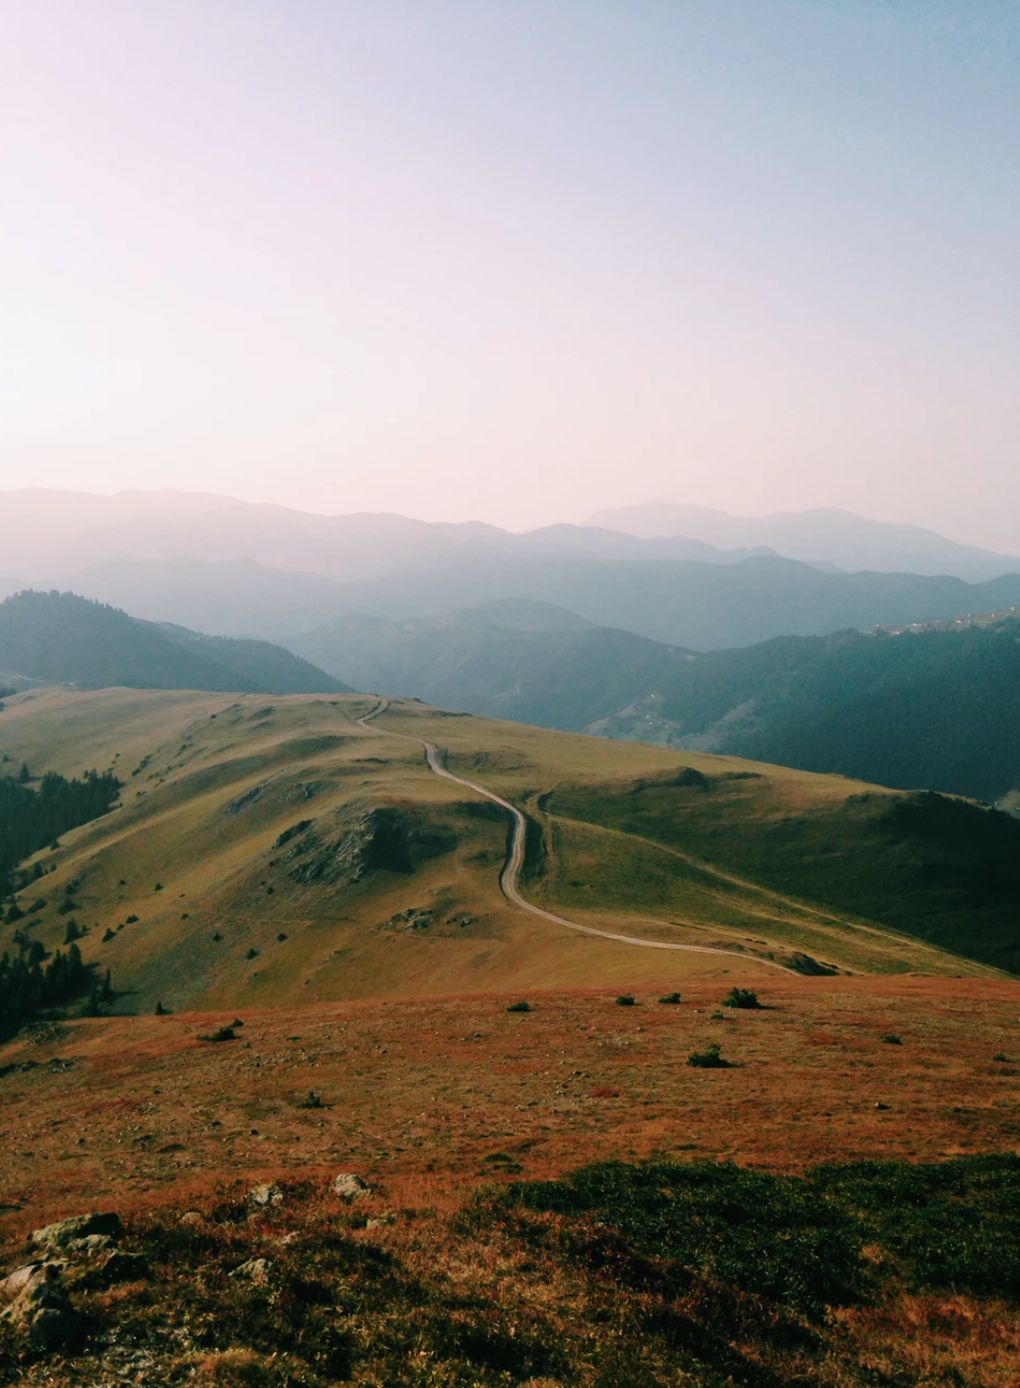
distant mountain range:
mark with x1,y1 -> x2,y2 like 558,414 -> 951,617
292,600 -> 1020,805
588,501 -> 1020,581
0,591 -> 346,695
4,488 -> 1019,652
3,487 -> 1017,592
46,550 -> 1020,652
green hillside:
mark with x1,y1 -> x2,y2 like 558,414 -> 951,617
0,591 -> 348,695
289,603 -> 1020,804
289,601 -> 694,730
0,688 -> 1014,1022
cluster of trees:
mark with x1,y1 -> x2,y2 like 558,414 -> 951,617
0,943 -> 110,1041
0,763 -> 121,1036
0,767 -> 119,898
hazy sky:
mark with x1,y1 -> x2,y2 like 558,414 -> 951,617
2,1 -> 1018,543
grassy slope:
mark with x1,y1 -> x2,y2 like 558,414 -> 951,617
0,689 -> 1010,1015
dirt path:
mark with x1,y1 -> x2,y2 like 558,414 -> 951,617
357,700 -> 796,973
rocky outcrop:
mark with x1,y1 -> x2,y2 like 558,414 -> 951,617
30,1211 -> 123,1253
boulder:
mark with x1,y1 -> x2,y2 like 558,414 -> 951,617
30,1212 -> 122,1252
0,1261 -> 62,1304
248,1183 -> 284,1208
331,1172 -> 370,1202
1,1264 -> 82,1350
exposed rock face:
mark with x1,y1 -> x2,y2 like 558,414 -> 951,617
288,805 -> 454,887
331,1172 -> 370,1202
30,1211 -> 123,1252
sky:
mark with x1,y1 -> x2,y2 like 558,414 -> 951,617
1,1 -> 1018,545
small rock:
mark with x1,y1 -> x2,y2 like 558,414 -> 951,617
331,1172 -> 370,1202
248,1182 -> 284,1208
30,1212 -> 122,1252
230,1256 -> 272,1285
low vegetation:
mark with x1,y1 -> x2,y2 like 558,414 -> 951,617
2,1153 -> 1017,1385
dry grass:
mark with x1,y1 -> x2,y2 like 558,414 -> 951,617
1,974 -> 1017,1246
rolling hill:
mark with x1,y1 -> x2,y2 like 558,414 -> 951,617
0,591 -> 347,695
286,601 -> 1020,804
0,687 -> 1016,1029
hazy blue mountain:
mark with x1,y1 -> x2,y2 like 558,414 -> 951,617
587,501 -> 1020,581
320,554 -> 1020,650
289,601 -> 693,730
0,591 -> 348,695
0,488 -> 768,592
67,557 -> 348,637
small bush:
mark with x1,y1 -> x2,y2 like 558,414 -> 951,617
154,882 -> 163,892
722,987 -> 760,1010
300,1091 -> 325,1109
881,1033 -> 902,1045
687,1042 -> 730,1069
198,1026 -> 236,1043
615,995 -> 636,1007
125,914 -> 139,924
658,992 -> 681,1005
993,1052 -> 1008,1062
245,947 -> 259,960
506,1001 -> 531,1013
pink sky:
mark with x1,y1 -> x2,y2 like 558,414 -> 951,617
1,2 -> 1018,549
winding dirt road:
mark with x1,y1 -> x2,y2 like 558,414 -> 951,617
357,699 -> 795,973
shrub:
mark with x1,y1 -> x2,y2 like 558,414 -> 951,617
300,1091 -> 325,1109
658,992 -> 681,1005
154,1000 -> 169,1016
246,947 -> 259,960
722,987 -> 760,1010
993,1052 -> 1008,1062
506,1001 -> 531,1013
615,995 -> 636,1007
881,1033 -> 902,1045
687,1042 -> 730,1069
198,1026 -> 235,1043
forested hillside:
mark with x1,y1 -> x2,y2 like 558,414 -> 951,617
0,591 -> 347,695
